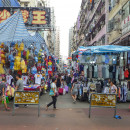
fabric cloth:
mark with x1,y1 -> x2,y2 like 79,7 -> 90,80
105,55 -> 109,64
16,79 -> 24,91
34,74 -> 42,85
124,70 -> 129,78
21,75 -> 28,85
6,75 -> 13,85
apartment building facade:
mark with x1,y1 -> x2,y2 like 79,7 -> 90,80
72,0 -> 130,47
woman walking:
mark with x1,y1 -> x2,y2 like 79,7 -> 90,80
46,78 -> 58,110
71,79 -> 79,103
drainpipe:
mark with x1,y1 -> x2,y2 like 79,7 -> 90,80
105,0 -> 109,45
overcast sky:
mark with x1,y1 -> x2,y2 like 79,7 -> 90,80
50,0 -> 82,59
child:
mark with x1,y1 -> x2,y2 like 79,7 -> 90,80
0,77 -> 10,111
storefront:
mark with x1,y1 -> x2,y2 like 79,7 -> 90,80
72,45 -> 130,102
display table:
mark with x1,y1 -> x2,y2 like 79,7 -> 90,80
24,85 -> 40,91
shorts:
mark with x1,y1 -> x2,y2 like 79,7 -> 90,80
67,83 -> 72,88
72,91 -> 78,96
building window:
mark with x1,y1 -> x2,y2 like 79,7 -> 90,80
24,3 -> 28,7
122,1 -> 130,21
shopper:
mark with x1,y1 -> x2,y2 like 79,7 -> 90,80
0,77 -> 10,111
46,78 -> 58,110
15,74 -> 24,91
56,74 -> 61,89
109,80 -> 117,94
66,74 -> 72,90
71,79 -> 79,103
15,74 -> 24,108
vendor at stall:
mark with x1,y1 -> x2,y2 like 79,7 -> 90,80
109,80 -> 117,94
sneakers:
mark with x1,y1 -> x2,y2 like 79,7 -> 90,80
15,107 -> 19,109
73,100 -> 76,103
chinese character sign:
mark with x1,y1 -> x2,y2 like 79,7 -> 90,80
0,9 -> 11,23
0,7 -> 51,28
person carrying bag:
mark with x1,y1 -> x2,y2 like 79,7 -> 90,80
46,78 -> 58,111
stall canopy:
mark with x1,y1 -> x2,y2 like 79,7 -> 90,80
74,45 -> 130,55
0,10 -> 50,55
0,0 -> 20,7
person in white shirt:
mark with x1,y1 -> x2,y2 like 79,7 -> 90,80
46,78 -> 58,111
110,80 -> 117,94
34,72 -> 42,85
22,75 -> 28,85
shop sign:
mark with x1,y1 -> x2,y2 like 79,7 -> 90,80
91,94 -> 116,107
0,7 -> 51,29
122,15 -> 130,35
89,94 -> 117,118
14,91 -> 40,104
13,91 -> 40,117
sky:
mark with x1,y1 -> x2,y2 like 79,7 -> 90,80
50,0 -> 82,60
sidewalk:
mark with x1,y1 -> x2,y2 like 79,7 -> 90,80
0,93 -> 130,130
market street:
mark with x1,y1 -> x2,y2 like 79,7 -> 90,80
0,93 -> 130,130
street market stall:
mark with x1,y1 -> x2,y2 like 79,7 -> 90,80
72,45 -> 130,102
0,11 -> 58,99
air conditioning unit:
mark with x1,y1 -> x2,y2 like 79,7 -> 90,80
115,0 -> 119,3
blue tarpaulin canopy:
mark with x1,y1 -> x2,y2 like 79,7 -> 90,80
0,0 -> 20,7
74,45 -> 130,55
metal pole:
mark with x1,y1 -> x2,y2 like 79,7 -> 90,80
38,92 -> 40,117
12,92 -> 15,116
89,94 -> 92,118
114,95 -> 117,117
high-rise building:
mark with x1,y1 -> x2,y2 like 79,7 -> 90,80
108,0 -> 130,46
55,27 -> 60,59
72,0 -> 130,47
68,27 -> 74,57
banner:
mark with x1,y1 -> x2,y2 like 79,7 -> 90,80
0,7 -> 51,28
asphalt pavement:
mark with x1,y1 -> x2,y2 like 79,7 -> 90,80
0,92 -> 130,130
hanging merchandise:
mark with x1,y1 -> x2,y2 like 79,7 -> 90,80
8,54 -> 14,62
0,43 -> 4,48
26,50 -> 30,60
35,51 -> 38,56
34,57 -> 38,63
0,49 -> 1,63
21,59 -> 26,70
14,56 -> 21,70
31,66 -> 37,74
0,64 -> 5,74
15,43 -> 18,50
1,50 -> 5,64
10,62 -> 14,70
10,42 -> 15,47
19,42 -> 24,51
4,45 -> 9,53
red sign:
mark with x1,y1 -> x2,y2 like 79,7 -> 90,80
0,7 -> 51,29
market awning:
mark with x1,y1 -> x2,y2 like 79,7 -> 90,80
0,0 -> 20,7
76,45 -> 130,55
